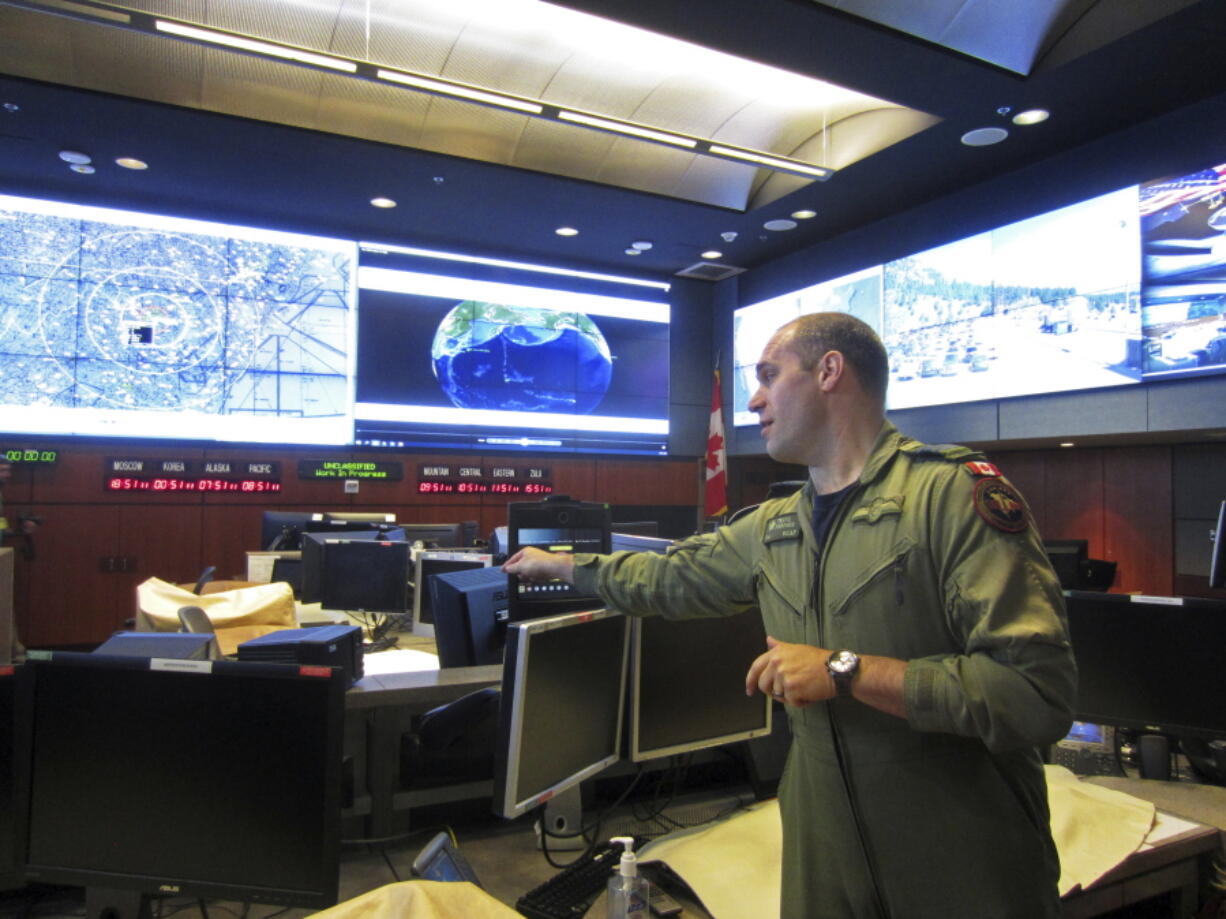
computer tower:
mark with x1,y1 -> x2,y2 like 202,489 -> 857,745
236,625 -> 364,685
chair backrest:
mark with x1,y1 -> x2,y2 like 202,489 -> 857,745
178,606 -> 215,634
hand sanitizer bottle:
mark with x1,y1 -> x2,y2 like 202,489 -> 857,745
606,837 -> 649,919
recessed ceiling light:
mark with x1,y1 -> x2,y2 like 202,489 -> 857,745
370,197 -> 397,208
1059,442 -> 1075,448
115,157 -> 148,170
624,248 -> 642,256
69,164 -> 96,174
555,226 -> 579,237
630,240 -> 653,250
763,219 -> 798,232
58,150 -> 91,165
701,250 -> 723,260
961,127 -> 1009,146
2,102 -> 19,113
791,209 -> 817,220
1012,109 -> 1049,126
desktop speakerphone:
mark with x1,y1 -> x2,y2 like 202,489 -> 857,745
506,496 -> 610,622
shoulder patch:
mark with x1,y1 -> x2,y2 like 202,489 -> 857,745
764,513 -> 802,544
972,478 -> 1029,533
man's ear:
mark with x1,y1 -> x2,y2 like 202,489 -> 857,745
815,350 -> 845,391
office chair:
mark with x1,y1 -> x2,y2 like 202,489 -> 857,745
177,606 -> 220,660
191,565 -> 217,595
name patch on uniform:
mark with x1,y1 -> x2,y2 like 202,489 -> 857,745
764,514 -> 802,544
972,478 -> 1029,533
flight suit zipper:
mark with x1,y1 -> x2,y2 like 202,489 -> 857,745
813,486 -> 893,919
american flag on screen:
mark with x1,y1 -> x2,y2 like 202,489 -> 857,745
1139,161 -> 1226,216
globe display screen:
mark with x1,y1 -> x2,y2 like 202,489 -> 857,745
352,258 -> 670,455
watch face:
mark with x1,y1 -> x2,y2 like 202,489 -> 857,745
829,650 -> 858,674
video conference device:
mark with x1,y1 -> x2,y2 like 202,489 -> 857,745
506,496 -> 611,623
236,625 -> 364,685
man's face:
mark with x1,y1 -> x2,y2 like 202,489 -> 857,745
747,333 -> 825,465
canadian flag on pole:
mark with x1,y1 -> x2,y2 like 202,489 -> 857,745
704,367 -> 728,518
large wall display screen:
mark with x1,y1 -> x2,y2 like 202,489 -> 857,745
1139,162 -> 1226,377
733,187 -> 1145,421
0,194 -> 357,445
353,256 -> 670,456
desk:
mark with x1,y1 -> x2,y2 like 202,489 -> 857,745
345,658 -> 502,840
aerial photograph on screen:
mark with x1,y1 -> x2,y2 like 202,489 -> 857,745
1139,160 -> 1226,377
0,195 -> 356,444
883,187 -> 1142,410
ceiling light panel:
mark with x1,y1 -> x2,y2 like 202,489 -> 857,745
0,0 -> 939,211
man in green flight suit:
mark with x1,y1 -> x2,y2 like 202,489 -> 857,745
504,312 -> 1077,919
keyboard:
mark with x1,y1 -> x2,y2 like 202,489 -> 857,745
516,838 -> 642,919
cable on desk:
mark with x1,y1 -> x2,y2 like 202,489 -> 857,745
537,765 -> 647,870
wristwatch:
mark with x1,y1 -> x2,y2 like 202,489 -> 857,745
826,649 -> 860,698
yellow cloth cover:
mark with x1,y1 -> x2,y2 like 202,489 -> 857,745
1044,764 -> 1156,895
308,880 -> 521,919
135,577 -> 296,632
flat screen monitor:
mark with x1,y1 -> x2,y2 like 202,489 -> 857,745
493,608 -> 629,819
610,532 -> 674,555
429,566 -> 511,669
1211,500 -> 1226,590
299,528 -> 405,604
261,511 -> 316,551
352,251 -> 671,457
399,522 -> 466,549
1064,591 -> 1226,740
412,550 -> 493,637
319,538 -> 412,614
271,555 -> 304,599
1044,539 -> 1088,590
1,666 -> 16,891
306,512 -> 398,536
628,611 -> 772,762
14,653 -> 345,918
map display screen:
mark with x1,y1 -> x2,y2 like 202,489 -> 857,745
0,194 -> 357,445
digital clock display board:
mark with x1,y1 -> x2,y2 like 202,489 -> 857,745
416,462 -> 552,495
103,458 -> 282,493
3,448 -> 59,464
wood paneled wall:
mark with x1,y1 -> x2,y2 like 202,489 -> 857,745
4,442 -> 701,648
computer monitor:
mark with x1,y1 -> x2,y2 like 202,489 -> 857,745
299,528 -> 405,604
260,511 -> 316,551
412,550 -> 493,637
610,532 -> 674,555
1,666 -> 17,892
628,611 -> 772,762
319,538 -> 412,614
610,520 -> 659,538
493,608 -> 629,819
429,567 -> 511,669
15,653 -> 345,919
1210,500 -> 1226,590
1043,539 -> 1088,589
399,522 -> 466,549
307,512 -> 399,536
271,555 -> 304,599
1065,591 -> 1226,741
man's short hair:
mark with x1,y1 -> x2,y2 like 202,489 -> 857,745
778,312 -> 889,405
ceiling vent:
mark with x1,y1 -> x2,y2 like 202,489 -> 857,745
674,261 -> 746,281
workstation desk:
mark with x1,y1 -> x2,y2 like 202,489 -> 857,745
343,655 -> 501,840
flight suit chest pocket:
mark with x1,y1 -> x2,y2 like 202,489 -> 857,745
753,562 -> 807,642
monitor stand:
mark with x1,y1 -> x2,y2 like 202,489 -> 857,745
86,887 -> 153,919
537,785 -> 585,852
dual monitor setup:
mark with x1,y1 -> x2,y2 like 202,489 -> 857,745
1057,499 -> 1226,781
